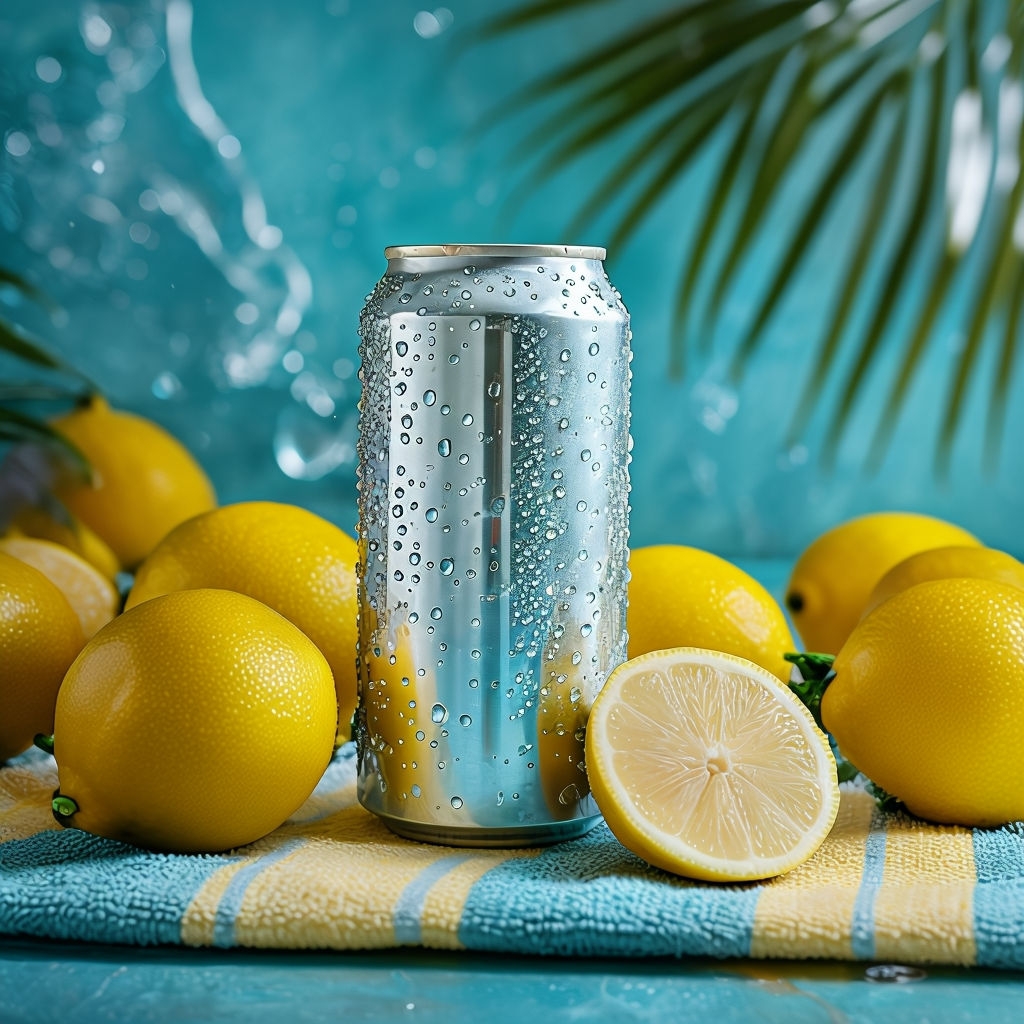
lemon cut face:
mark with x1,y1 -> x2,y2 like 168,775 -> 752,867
585,648 -> 840,882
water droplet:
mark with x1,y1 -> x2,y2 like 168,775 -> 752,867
450,795 -> 464,809
462,412 -> 474,426
571,651 -> 583,665
559,349 -> 571,362
459,714 -> 472,727
518,743 -> 533,756
458,453 -> 470,465
553,485 -> 566,499
580,449 -> 591,461
448,353 -> 459,364
401,414 -> 413,429
440,404 -> 451,415
423,389 -> 436,406
490,496 -> 506,515
430,607 -> 443,620
425,508 -> 438,523
410,551 -> 422,565
469,318 -> 481,331
496,791 -> 505,806
411,784 -> 422,797
392,505 -> 404,518
487,380 -> 501,398
431,703 -> 448,724
581,623 -> 593,637
395,340 -> 408,356
570,686 -> 582,703
415,730 -> 425,741
558,783 -> 580,806
438,439 -> 452,457
440,558 -> 454,576
577,500 -> 587,512
589,342 -> 600,356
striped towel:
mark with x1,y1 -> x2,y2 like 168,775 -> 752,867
3,744 -> 1024,967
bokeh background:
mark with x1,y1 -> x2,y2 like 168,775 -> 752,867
2,0 -> 1022,557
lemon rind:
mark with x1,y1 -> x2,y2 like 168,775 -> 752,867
586,646 -> 841,882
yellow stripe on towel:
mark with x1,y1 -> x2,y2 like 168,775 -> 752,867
182,803 -> 535,950
750,788 -> 877,961
872,813 -> 976,965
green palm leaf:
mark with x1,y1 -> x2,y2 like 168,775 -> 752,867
0,270 -> 95,473
473,0 -> 1024,470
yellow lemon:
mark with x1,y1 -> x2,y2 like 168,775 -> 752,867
51,589 -> 336,852
126,501 -> 358,741
360,614 -> 440,806
0,551 -> 85,761
822,578 -> 1024,826
0,536 -> 119,638
585,647 -> 839,881
785,511 -> 980,654
863,545 -> 1024,617
8,507 -> 121,579
50,396 -> 217,569
627,545 -> 795,682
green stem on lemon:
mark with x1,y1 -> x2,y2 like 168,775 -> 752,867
33,734 -> 54,755
784,651 -> 861,786
784,652 -> 836,732
51,794 -> 78,821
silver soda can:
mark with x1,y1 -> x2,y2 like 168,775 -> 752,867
355,244 -> 631,847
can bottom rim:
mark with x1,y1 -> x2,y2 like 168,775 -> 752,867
372,809 -> 604,848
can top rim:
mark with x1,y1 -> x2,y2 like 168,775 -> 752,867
384,243 -> 607,260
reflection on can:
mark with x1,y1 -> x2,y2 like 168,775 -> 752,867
356,244 -> 631,847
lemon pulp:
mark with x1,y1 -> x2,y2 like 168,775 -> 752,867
586,648 -> 839,881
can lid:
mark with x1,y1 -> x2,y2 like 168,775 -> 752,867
384,243 -> 607,260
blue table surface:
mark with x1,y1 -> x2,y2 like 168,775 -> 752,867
6,560 -> 1024,1021
3,937 -> 1024,1023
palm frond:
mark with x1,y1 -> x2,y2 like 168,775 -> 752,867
0,269 -> 95,475
985,260 -> 1024,471
727,71 -> 910,382
0,408 -> 89,478
788,98 -> 911,446
472,0 -> 1024,471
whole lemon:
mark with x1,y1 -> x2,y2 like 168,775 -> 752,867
864,545 -> 1024,617
0,551 -> 85,761
126,501 -> 358,740
51,589 -> 337,852
50,396 -> 217,569
822,577 -> 1024,827
626,545 -> 794,682
785,512 -> 979,654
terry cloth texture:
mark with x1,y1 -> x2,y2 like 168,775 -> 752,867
2,744 -> 1023,967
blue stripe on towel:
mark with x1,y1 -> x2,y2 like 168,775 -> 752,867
850,807 -> 888,960
457,822 -> 760,958
972,821 -> 1024,969
0,829 -> 224,946
212,838 -> 307,947
394,854 -> 472,944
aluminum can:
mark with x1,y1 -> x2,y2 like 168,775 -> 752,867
355,243 -> 631,847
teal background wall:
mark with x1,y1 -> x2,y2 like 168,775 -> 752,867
2,0 -> 1022,557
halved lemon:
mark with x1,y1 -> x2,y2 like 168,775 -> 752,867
585,647 -> 840,882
